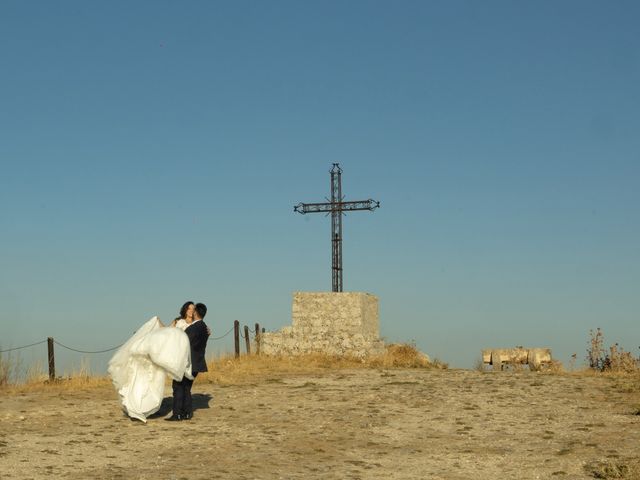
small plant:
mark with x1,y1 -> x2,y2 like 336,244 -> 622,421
587,328 -> 605,371
430,357 -> 449,369
569,353 -> 577,372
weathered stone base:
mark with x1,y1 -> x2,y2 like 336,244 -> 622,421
260,292 -> 385,358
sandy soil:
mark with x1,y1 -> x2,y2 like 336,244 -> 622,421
1,368 -> 639,479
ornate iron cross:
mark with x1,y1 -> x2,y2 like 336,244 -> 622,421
294,163 -> 380,292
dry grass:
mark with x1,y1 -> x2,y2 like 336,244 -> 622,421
556,368 -> 640,396
0,354 -> 10,387
1,343 -> 436,392
370,343 -> 438,368
544,359 -> 565,374
200,352 -> 363,385
5,331 -> 639,395
201,343 -> 441,386
0,352 -> 24,387
473,357 -> 487,372
0,357 -> 112,394
584,459 -> 640,479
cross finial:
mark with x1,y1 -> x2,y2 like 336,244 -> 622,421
294,164 -> 379,292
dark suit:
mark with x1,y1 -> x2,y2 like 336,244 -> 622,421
172,319 -> 209,418
186,319 -> 209,375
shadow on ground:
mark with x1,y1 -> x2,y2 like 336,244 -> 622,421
148,393 -> 213,418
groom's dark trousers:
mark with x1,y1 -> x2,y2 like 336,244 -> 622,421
172,373 -> 197,417
172,319 -> 209,418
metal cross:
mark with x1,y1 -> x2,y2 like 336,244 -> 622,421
294,163 -> 380,292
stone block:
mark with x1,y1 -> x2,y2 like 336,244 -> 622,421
260,291 -> 383,357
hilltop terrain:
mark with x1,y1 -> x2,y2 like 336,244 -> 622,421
1,367 -> 639,479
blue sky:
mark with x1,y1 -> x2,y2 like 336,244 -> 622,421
1,1 -> 639,372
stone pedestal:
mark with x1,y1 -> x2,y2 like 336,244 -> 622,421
260,292 -> 384,357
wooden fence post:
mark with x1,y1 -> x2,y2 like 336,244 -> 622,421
254,323 -> 260,355
47,337 -> 55,381
234,320 -> 240,358
244,325 -> 251,355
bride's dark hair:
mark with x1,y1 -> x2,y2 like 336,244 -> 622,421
177,301 -> 195,320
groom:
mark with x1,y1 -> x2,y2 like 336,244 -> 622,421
166,302 -> 210,421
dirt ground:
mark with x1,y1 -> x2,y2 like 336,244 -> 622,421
1,368 -> 639,480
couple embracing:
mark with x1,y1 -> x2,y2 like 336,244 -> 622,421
108,301 -> 210,423
165,301 -> 210,421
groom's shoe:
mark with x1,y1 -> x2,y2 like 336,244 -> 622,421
165,414 -> 182,422
183,412 -> 192,421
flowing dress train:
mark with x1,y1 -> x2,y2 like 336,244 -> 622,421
108,317 -> 193,422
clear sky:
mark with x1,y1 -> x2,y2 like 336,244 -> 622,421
1,1 -> 639,373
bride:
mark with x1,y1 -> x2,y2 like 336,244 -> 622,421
108,302 -> 195,422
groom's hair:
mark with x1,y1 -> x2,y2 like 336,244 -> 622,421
195,303 -> 207,319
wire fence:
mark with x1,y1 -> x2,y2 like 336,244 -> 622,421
0,340 -> 47,354
0,339 -> 124,355
0,322 -> 261,355
53,340 -> 124,354
0,319 -> 266,374
210,325 -> 235,341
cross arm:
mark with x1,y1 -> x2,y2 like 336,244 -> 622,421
294,199 -> 380,214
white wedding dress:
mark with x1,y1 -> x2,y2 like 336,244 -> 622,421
108,316 -> 193,422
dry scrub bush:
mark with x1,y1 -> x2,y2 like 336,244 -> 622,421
604,344 -> 639,373
369,343 -> 436,369
587,328 -> 640,374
